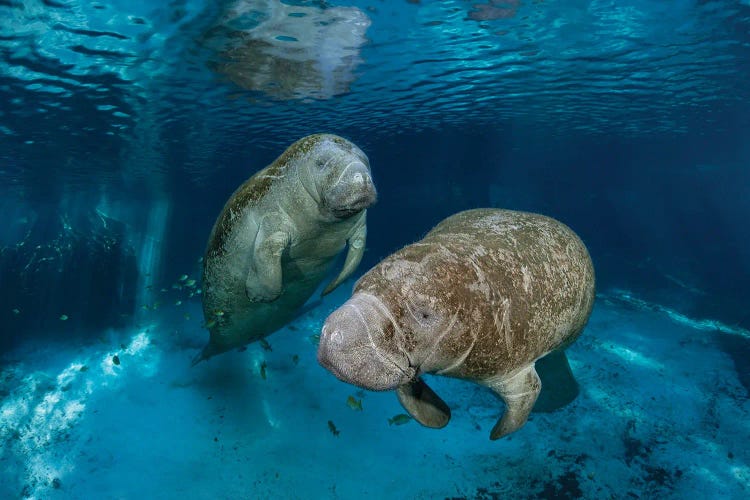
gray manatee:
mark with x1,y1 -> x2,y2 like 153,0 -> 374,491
318,208 -> 595,439
195,134 -> 377,364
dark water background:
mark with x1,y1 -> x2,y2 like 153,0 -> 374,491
1,0 -> 749,351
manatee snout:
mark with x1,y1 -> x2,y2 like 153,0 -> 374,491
318,295 -> 406,391
323,161 -> 377,219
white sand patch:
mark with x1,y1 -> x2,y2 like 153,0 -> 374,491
0,327 -> 159,499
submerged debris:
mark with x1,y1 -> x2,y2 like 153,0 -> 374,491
259,338 -> 272,351
112,355 -> 120,366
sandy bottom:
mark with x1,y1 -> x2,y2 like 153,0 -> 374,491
1,287 -> 748,499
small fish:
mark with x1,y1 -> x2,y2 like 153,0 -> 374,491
12,308 -> 20,315
327,420 -> 340,436
179,274 -> 188,281
59,314 -> 69,321
146,285 -> 153,290
292,354 -> 299,365
259,338 -> 272,351
214,310 -> 225,317
197,257 -> 203,263
184,313 -> 191,320
112,355 -> 120,366
288,325 -> 299,331
160,288 -> 168,293
120,343 -> 126,349
141,305 -> 150,310
152,302 -> 160,310
237,346 -> 247,352
259,361 -> 267,380
309,333 -> 320,345
175,300 -> 182,306
388,414 -> 412,426
346,396 -> 363,411
79,365 -> 88,372
185,279 -> 196,287
205,319 -> 217,329
196,289 -> 202,295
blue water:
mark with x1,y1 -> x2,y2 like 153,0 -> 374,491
1,1 -> 749,498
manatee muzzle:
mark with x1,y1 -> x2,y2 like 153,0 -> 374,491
318,294 -> 406,391
324,161 -> 377,218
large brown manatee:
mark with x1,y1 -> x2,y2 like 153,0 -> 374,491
318,208 -> 595,439
195,134 -> 377,364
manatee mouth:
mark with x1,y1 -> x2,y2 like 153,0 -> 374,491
329,193 -> 376,218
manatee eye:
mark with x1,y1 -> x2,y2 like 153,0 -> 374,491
407,295 -> 436,327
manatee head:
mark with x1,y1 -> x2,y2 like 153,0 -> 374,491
318,255 -> 457,389
303,134 -> 377,219
318,292 -> 415,391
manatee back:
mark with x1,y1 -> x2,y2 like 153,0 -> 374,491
199,134 -> 367,361
438,209 -> 593,376
366,208 -> 595,379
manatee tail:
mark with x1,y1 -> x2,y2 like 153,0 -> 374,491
191,342 -> 219,367
296,298 -> 323,318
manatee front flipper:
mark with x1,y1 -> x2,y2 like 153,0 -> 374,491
246,221 -> 292,302
483,363 -> 541,440
322,215 -> 367,296
396,377 -> 451,429
532,349 -> 579,413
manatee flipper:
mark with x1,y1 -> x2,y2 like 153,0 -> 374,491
322,217 -> 367,296
484,363 -> 541,440
396,377 -> 451,429
246,223 -> 291,302
532,349 -> 579,413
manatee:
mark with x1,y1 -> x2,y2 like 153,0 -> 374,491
317,208 -> 595,439
195,133 -> 377,364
